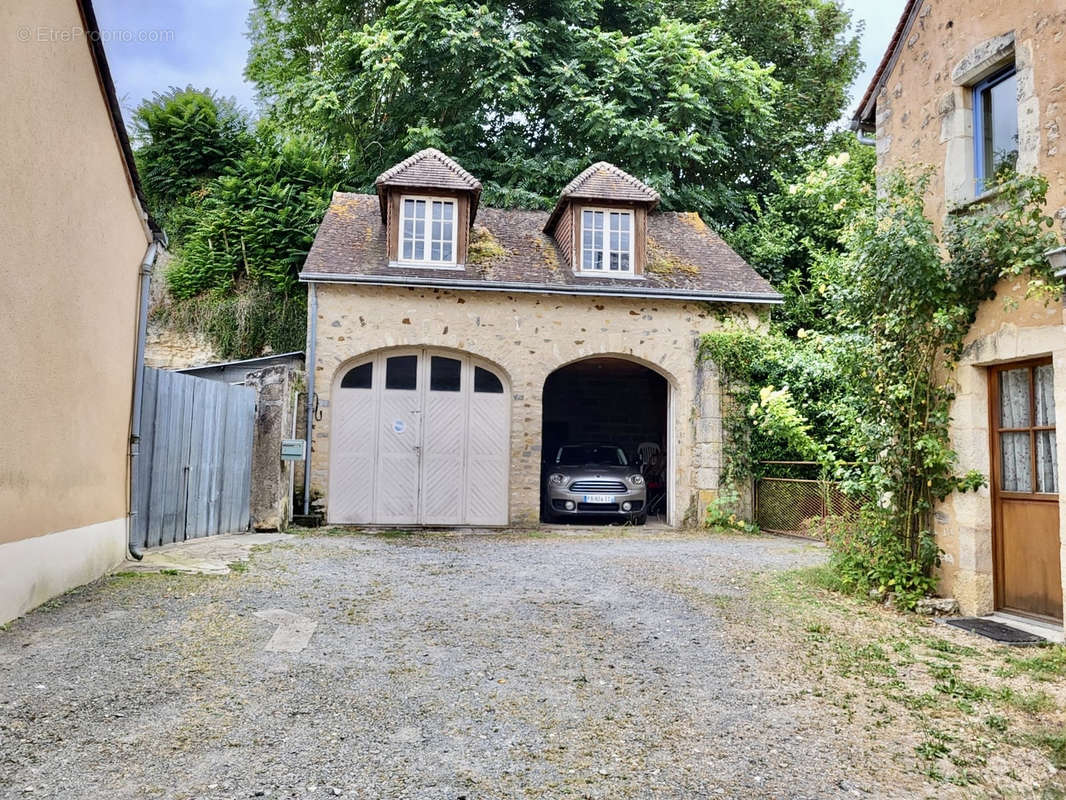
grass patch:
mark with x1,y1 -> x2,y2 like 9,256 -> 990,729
996,687 -> 1058,714
1028,730 -> 1066,769
228,561 -> 249,573
998,645 -> 1066,680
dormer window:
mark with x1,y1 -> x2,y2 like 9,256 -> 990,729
580,208 -> 632,273
400,196 -> 456,266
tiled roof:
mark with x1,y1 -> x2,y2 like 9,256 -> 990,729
560,162 -> 661,204
374,148 -> 482,192
374,148 -> 482,222
546,162 -> 660,233
300,192 -> 781,303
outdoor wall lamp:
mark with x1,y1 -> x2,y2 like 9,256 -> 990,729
1044,245 -> 1066,279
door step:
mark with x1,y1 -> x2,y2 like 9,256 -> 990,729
943,615 -> 1063,645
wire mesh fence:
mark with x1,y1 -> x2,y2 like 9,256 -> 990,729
754,462 -> 864,539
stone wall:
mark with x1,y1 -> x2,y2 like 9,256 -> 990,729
871,1 -> 1066,616
246,365 -> 304,531
308,283 -> 761,527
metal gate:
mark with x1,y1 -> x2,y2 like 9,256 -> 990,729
754,461 -> 863,538
132,367 -> 255,549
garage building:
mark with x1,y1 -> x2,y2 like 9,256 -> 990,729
299,149 -> 780,527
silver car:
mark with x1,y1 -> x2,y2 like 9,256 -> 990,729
543,443 -> 647,524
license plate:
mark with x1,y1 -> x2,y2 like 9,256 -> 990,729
583,494 -> 615,504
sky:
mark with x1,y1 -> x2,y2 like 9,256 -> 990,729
94,0 -> 906,127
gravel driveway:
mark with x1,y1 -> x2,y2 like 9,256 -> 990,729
1,529 -> 888,799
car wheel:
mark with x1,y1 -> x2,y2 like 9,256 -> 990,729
541,497 -> 557,524
632,512 -> 647,526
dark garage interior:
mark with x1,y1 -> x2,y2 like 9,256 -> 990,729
541,357 -> 668,523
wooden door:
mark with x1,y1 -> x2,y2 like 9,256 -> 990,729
990,359 -> 1062,621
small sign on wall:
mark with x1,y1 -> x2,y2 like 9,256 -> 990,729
281,439 -> 306,461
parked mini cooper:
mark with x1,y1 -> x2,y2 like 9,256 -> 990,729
543,443 -> 647,524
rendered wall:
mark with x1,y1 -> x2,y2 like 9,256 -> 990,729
0,0 -> 150,550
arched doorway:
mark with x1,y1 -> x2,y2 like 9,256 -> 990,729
329,348 -> 510,526
541,357 -> 670,524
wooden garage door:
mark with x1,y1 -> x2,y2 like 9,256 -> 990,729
990,359 -> 1062,621
329,350 -> 510,526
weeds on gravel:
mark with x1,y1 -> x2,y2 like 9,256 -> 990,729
750,567 -> 1066,794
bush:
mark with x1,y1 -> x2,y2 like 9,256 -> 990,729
825,512 -> 939,610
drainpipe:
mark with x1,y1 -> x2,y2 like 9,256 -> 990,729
128,236 -> 164,559
303,282 -> 318,516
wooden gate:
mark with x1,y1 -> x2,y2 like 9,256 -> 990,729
131,367 -> 255,549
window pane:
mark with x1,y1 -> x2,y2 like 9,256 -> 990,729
1035,364 -> 1055,426
385,355 -> 418,390
414,200 -> 426,219
402,238 -> 413,260
443,202 -> 453,221
999,368 -> 1030,428
474,366 -> 503,394
414,238 -> 424,260
431,241 -> 441,261
1000,431 -> 1032,492
340,362 -> 372,389
594,250 -> 603,269
1036,431 -> 1058,493
609,252 -> 619,270
430,356 -> 461,392
432,202 -> 443,221
582,246 -> 593,270
442,241 -> 452,261
983,72 -> 1018,181
620,252 -> 630,270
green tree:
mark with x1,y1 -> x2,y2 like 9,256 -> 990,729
729,133 -> 875,332
132,87 -> 251,225
683,0 -> 863,153
246,0 -> 860,224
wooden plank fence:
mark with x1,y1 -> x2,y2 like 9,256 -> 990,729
132,367 -> 255,549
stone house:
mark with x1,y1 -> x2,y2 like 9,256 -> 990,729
853,0 -> 1066,631
0,0 -> 162,622
299,149 -> 779,529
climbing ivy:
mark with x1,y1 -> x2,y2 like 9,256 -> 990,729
703,169 -> 1064,608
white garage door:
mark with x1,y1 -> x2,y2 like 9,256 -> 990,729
329,349 -> 510,526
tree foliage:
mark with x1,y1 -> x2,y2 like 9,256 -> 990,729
728,133 -> 875,332
246,0 -> 861,223
133,87 -> 252,224
133,89 -> 344,358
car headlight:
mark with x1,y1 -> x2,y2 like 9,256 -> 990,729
549,473 -> 568,486
629,474 -> 645,485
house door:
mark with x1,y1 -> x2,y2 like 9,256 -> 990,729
990,359 -> 1062,621
329,349 -> 510,526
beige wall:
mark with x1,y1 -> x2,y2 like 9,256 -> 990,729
309,283 -> 759,527
871,1 -> 1066,618
0,0 -> 151,547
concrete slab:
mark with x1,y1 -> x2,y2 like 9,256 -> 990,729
116,533 -> 291,575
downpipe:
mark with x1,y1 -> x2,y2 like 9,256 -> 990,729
303,282 -> 318,516
128,237 -> 163,559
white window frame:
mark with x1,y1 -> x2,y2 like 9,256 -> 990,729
394,194 -> 460,269
577,207 -> 637,276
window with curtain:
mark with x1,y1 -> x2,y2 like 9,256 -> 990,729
399,196 -> 456,265
997,362 -> 1057,494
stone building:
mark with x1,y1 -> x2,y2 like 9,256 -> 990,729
853,0 -> 1066,630
299,149 -> 779,529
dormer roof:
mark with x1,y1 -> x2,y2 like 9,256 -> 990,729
374,148 -> 482,222
545,162 -> 660,233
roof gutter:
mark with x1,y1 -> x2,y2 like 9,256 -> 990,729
297,272 -> 783,305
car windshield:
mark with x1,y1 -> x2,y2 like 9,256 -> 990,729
555,445 -> 627,466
